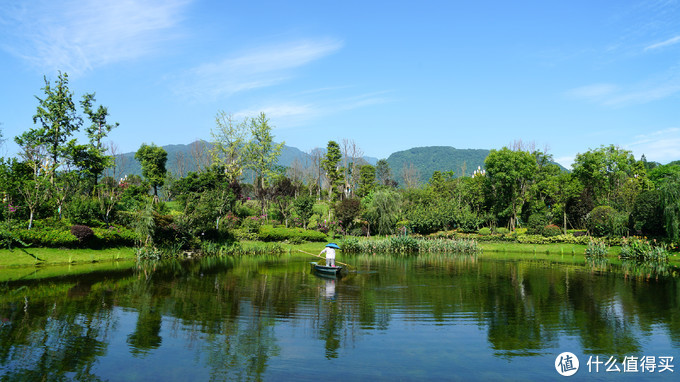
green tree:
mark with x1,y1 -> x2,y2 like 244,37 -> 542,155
245,113 -> 284,214
484,147 -> 537,230
660,175 -> 680,242
551,172 -> 583,233
375,159 -> 394,187
293,195 -> 315,229
77,93 -> 118,188
271,176 -> 296,227
572,145 -> 645,211
210,111 -> 248,182
15,72 -> 81,183
365,189 -> 402,235
356,164 -> 376,198
335,198 -> 362,233
322,141 -> 343,202
135,143 -> 168,201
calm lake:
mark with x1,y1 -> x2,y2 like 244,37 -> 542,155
1,253 -> 678,381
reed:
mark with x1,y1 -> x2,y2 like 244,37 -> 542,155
340,236 -> 480,254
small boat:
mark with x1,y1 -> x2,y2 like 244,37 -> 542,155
310,262 -> 343,276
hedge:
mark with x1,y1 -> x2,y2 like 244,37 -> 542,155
7,225 -> 138,248
257,225 -> 327,242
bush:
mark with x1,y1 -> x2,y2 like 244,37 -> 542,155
70,225 -> 94,244
257,225 -> 327,242
478,227 -> 491,236
13,227 -> 78,247
65,195 -> 101,226
527,213 -> 550,233
92,225 -> 138,246
495,227 -> 509,235
514,228 -> 528,235
587,206 -> 629,237
542,224 -> 562,237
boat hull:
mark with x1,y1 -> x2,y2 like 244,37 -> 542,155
310,262 -> 343,275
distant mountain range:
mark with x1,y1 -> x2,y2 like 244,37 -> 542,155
114,141 -> 565,186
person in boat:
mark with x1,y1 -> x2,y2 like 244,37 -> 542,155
319,243 -> 339,267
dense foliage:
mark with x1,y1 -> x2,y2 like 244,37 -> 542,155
1,73 -> 679,261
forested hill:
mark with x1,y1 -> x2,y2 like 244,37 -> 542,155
114,141 -> 311,178
114,141 -> 377,179
386,146 -> 490,185
114,142 -> 568,187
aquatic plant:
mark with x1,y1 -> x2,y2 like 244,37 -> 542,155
340,236 -> 481,254
619,236 -> 669,263
584,238 -> 608,258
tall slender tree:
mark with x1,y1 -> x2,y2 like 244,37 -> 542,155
78,92 -> 118,188
245,113 -> 284,214
15,72 -> 81,183
210,111 -> 248,182
322,141 -> 342,202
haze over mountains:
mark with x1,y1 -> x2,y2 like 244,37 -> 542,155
113,141 -> 557,186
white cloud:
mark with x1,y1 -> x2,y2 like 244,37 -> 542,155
626,128 -> 680,163
644,35 -> 680,51
176,38 -> 343,100
0,0 -> 190,75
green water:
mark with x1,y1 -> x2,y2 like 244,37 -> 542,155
0,253 -> 678,381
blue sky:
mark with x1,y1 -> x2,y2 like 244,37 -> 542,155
1,0 -> 679,168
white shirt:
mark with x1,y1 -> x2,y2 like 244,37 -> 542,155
320,247 -> 336,259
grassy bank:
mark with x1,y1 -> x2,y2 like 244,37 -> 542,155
0,239 -> 677,272
0,247 -> 136,268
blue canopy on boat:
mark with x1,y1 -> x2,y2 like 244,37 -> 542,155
325,243 -> 340,249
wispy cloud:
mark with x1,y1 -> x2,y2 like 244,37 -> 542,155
175,38 -> 343,100
232,91 -> 392,128
565,84 -> 618,102
565,65 -> 680,107
0,0 -> 190,75
626,128 -> 680,163
645,35 -> 680,51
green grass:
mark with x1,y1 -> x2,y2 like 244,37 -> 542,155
0,247 -> 136,268
0,259 -> 137,283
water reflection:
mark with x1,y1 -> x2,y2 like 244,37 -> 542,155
0,254 -> 678,380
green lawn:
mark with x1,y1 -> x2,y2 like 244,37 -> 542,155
0,247 -> 136,268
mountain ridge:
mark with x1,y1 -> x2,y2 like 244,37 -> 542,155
113,141 -> 568,186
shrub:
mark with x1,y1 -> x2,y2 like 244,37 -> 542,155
65,195 -> 101,226
527,213 -> 550,233
587,206 -> 629,237
92,225 -> 138,247
478,227 -> 491,236
495,227 -> 509,235
514,228 -> 528,235
70,225 -> 94,244
241,215 -> 264,233
13,227 -> 78,247
542,224 -> 562,237
257,225 -> 327,242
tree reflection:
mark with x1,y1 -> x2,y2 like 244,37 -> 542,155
0,253 -> 678,380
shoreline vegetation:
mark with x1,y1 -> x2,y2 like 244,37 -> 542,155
1,239 -> 677,284
1,233 -> 676,270
1,73 -> 680,281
